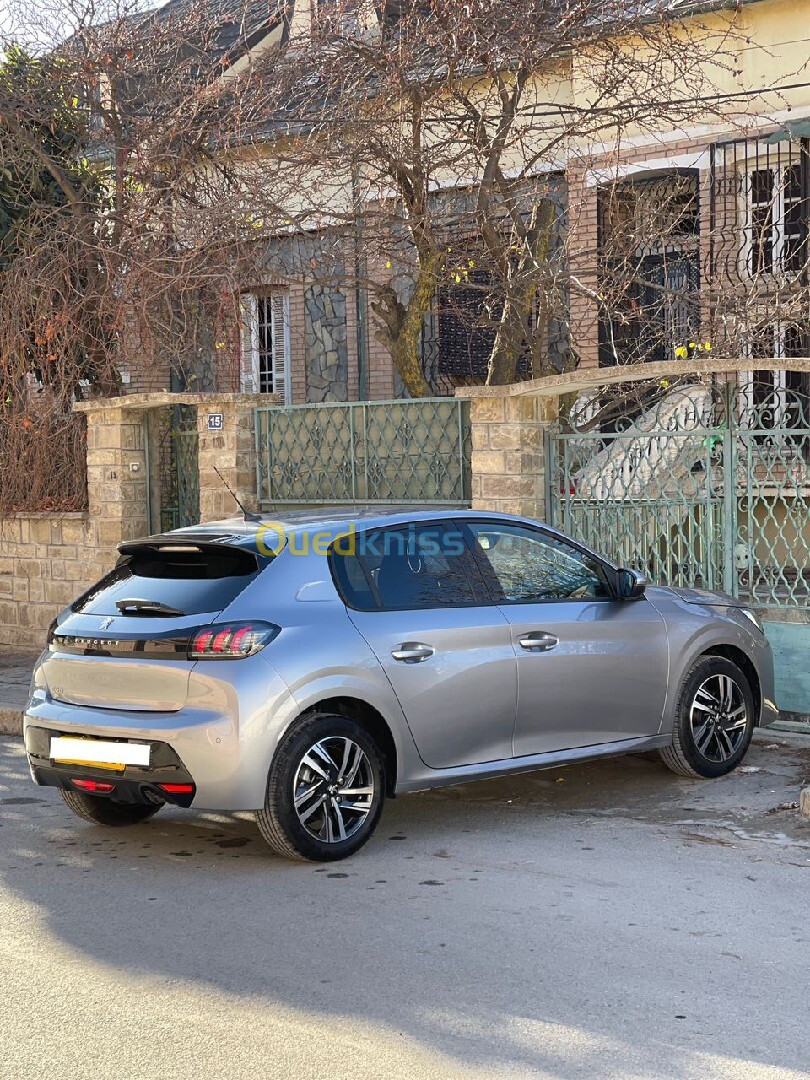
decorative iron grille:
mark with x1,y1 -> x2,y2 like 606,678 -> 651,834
547,379 -> 810,608
255,398 -> 471,507
597,170 -> 701,366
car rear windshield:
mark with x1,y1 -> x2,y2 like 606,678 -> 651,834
73,546 -> 263,617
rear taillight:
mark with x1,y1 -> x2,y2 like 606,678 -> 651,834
72,779 -> 116,793
188,621 -> 279,660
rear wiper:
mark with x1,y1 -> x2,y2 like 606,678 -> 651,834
115,598 -> 185,617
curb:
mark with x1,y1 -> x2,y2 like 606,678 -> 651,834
753,726 -> 810,748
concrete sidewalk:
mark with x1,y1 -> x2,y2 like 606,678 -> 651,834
0,649 -> 39,734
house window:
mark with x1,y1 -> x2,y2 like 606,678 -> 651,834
240,291 -> 290,401
433,269 -> 533,380
745,162 -> 807,276
744,323 -> 810,429
597,171 -> 700,366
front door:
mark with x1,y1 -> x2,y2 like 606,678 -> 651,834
334,521 -> 517,769
463,520 -> 670,757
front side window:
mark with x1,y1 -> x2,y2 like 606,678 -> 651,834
465,522 -> 612,603
330,522 -> 481,611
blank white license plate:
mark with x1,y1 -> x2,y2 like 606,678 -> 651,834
50,737 -> 150,768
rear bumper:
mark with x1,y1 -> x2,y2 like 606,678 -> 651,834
24,653 -> 299,810
27,726 -> 197,807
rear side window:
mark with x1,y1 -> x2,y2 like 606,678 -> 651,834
73,547 -> 263,617
330,522 -> 481,611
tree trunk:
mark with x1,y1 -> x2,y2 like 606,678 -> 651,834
371,250 -> 443,398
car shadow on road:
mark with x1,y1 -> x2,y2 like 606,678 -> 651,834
1,735 -> 809,1078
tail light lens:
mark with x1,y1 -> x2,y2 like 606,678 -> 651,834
188,621 -> 279,660
72,779 -> 115,793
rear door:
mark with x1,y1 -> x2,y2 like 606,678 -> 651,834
43,541 -> 264,711
332,521 -> 517,769
462,520 -> 670,756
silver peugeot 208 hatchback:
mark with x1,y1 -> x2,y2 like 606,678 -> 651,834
25,508 -> 777,861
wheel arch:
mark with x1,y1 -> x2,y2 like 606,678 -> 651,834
299,696 -> 399,797
698,645 -> 762,724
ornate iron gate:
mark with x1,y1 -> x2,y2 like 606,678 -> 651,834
547,380 -> 810,609
255,398 -> 471,507
147,404 -> 200,532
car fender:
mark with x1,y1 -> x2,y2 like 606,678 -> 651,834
655,611 -> 771,733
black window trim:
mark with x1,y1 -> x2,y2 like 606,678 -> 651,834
328,518 -> 494,612
455,517 -> 622,606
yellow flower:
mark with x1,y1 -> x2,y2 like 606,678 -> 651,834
385,261 -> 392,269
704,341 -> 712,351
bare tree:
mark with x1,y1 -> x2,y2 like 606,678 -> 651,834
246,0 -> 744,394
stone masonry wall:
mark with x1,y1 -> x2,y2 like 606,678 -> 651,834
0,392 -> 272,646
305,283 -> 349,402
0,403 -> 149,647
462,390 -> 556,520
0,514 -> 105,648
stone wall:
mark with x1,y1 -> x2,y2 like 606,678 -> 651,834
0,514 -> 104,648
0,392 -> 279,646
305,283 -> 349,402
459,387 -> 556,520
0,401 -> 150,647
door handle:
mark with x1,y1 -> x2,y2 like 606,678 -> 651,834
518,632 -> 558,652
391,642 -> 435,663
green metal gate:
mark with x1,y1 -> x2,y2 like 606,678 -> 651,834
547,380 -> 810,610
147,404 -> 200,532
255,398 -> 471,508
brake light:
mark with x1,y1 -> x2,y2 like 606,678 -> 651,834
72,779 -> 115,793
188,621 -> 279,660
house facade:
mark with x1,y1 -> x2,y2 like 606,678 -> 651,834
147,0 -> 808,417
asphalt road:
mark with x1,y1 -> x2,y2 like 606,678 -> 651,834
1,735 -> 808,1080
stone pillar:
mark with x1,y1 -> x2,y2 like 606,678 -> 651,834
83,404 -> 150,563
197,399 -> 262,523
461,388 -> 558,520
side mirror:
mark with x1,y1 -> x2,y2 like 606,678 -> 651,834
616,568 -> 647,600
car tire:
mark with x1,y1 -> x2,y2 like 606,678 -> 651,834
257,712 -> 386,862
659,655 -> 755,779
60,789 -> 163,826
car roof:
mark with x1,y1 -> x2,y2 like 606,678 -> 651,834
123,505 -> 544,552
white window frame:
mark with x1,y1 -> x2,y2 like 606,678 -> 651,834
740,160 -> 803,279
740,322 -> 797,430
240,290 -> 291,403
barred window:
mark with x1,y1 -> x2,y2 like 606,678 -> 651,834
240,291 -> 290,400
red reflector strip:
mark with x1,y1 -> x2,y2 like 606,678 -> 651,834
72,779 -> 115,793
158,783 -> 194,795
